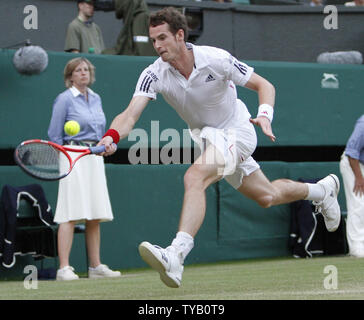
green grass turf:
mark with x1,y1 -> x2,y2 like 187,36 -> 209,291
1,256 -> 363,300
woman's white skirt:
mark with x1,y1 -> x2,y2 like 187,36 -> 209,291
54,145 -> 113,224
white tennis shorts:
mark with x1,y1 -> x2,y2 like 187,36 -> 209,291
190,119 -> 260,189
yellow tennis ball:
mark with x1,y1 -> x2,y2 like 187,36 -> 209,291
64,120 -> 80,136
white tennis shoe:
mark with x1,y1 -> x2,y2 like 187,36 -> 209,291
56,266 -> 79,281
138,241 -> 184,288
88,264 -> 121,279
313,174 -> 341,232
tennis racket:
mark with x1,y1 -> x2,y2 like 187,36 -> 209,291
14,139 -> 115,181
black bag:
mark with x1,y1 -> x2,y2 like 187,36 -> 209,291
0,184 -> 57,268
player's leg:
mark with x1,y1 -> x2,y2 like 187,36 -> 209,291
139,143 -> 225,288
237,169 -> 308,207
178,143 -> 225,236
237,168 -> 341,232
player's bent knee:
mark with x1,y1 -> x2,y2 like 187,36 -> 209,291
184,168 -> 204,191
184,166 -> 215,191
256,194 -> 274,208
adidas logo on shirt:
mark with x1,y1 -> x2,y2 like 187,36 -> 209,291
205,74 -> 215,82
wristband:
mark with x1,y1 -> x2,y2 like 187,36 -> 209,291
257,104 -> 274,123
103,129 -> 120,144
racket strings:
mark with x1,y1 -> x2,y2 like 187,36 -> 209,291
16,143 -> 70,179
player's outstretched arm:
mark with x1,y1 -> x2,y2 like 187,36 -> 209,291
245,73 -> 276,142
98,95 -> 150,156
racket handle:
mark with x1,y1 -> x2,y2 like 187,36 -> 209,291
90,143 -> 117,154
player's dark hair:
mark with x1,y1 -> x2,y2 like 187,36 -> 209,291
149,7 -> 189,42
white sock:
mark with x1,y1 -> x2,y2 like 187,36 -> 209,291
304,183 -> 325,202
171,231 -> 194,263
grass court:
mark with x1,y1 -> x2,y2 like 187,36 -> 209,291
1,255 -> 363,300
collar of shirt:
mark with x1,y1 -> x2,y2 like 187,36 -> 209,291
70,86 -> 96,98
77,16 -> 94,26
164,42 -> 209,73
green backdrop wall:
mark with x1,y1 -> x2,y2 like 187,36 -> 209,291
0,161 -> 346,279
0,49 -> 363,149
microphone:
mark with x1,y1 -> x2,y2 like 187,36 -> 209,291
317,51 -> 363,65
13,41 -> 48,75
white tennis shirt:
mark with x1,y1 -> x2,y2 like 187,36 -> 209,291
133,43 -> 254,131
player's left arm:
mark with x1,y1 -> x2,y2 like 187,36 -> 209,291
245,73 -> 276,142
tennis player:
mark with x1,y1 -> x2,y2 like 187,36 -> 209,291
98,7 -> 341,288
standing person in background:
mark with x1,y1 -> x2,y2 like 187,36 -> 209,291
309,0 -> 323,6
340,115 -> 364,258
345,0 -> 364,6
103,0 -> 156,56
48,57 -> 121,280
65,0 -> 105,54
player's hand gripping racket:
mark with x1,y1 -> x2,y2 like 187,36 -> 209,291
14,139 -> 116,181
